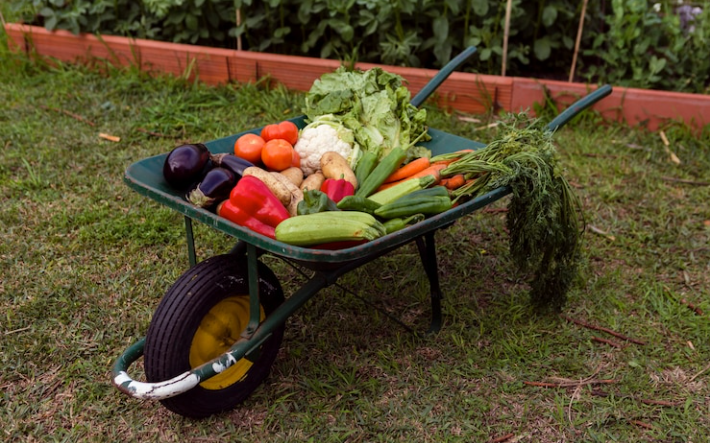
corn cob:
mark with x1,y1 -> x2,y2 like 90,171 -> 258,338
275,211 -> 387,246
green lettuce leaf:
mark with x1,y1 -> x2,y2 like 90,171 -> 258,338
304,66 -> 431,163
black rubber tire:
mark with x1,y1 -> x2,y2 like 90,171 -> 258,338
143,254 -> 285,418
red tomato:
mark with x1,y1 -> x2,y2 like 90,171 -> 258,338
261,139 -> 294,171
291,149 -> 301,168
261,121 -> 299,146
234,133 -> 265,164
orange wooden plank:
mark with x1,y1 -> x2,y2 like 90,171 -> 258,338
5,23 -> 708,131
4,23 -> 27,52
357,64 -> 513,115
512,77 -> 710,131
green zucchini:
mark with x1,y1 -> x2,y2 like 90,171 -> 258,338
275,211 -> 386,246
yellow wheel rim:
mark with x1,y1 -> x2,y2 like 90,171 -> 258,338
189,295 -> 265,390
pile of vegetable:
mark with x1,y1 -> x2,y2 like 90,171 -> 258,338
162,117 -> 458,246
161,67 -> 449,247
162,67 -> 584,310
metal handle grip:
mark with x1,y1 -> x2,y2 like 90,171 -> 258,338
546,84 -> 613,132
410,46 -> 478,108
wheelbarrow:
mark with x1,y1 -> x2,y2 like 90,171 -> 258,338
112,47 -> 613,418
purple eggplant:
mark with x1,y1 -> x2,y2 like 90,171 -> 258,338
186,167 -> 237,209
210,153 -> 254,177
163,143 -> 211,189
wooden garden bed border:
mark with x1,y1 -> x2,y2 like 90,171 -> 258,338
5,23 -> 709,131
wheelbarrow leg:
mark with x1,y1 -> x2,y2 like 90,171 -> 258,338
415,231 -> 443,334
183,217 -> 256,268
184,216 -> 197,267
245,242 -> 262,336
228,240 -> 248,257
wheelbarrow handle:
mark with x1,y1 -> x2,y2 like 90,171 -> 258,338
546,84 -> 613,132
410,46 -> 478,108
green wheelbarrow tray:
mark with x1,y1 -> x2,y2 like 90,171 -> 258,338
119,82 -> 612,267
112,48 -> 613,406
122,124 -> 509,264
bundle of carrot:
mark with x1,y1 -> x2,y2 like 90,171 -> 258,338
434,115 -> 584,312
375,150 -> 474,192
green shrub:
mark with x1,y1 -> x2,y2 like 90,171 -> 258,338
8,0 -> 589,75
6,0 -> 709,93
231,0 -> 585,76
15,0 -> 237,46
582,0 -> 710,93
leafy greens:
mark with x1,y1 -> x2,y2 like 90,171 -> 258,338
303,66 -> 431,164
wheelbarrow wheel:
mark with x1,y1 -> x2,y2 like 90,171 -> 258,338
143,253 -> 285,418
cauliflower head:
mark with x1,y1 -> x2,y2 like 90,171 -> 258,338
294,120 -> 360,176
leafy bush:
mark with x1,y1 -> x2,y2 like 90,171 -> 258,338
6,0 -> 591,75
582,0 -> 709,93
15,0 -> 237,46
6,0 -> 709,93
232,0 -> 584,77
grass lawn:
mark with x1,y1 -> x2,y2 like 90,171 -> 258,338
1,30 -> 709,442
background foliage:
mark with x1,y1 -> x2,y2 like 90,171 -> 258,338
5,0 -> 710,93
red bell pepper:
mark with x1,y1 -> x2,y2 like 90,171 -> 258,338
217,175 -> 290,239
320,178 -> 355,203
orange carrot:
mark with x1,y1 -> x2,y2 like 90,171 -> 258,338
441,174 -> 466,190
377,164 -> 446,191
383,157 -> 431,183
461,178 -> 477,189
376,163 -> 449,191
405,163 -> 448,183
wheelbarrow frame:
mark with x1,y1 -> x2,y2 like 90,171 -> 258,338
111,49 -> 612,402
